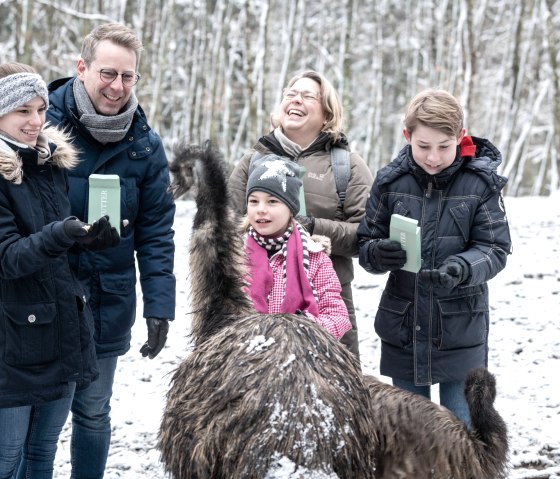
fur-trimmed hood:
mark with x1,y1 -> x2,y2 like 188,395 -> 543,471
0,125 -> 78,184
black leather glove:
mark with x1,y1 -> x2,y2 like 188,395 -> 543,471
64,215 -> 120,250
140,318 -> 169,359
85,228 -> 120,251
295,215 -> 315,235
419,260 -> 467,288
369,239 -> 407,271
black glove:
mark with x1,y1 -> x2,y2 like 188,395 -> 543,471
295,215 -> 315,235
369,239 -> 407,271
419,260 -> 467,288
64,215 -> 120,250
140,318 -> 169,359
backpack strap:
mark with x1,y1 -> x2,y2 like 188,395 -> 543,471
330,147 -> 351,207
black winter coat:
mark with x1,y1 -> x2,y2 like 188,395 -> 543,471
0,128 -> 98,407
357,137 -> 512,385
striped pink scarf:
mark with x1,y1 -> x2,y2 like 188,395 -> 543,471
245,222 -> 319,316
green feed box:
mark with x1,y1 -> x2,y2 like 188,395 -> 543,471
88,174 -> 121,233
389,214 -> 422,273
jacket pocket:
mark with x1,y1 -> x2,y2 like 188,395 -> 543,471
436,294 -> 488,350
449,202 -> 472,243
128,137 -> 153,160
374,291 -> 413,348
97,270 -> 137,342
3,302 -> 58,366
393,201 -> 410,217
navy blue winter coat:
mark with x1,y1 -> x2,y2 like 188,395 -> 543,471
47,77 -> 176,358
0,128 -> 98,407
357,137 -> 512,385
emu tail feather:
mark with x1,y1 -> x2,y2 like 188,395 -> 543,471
170,140 -> 253,345
465,367 -> 509,478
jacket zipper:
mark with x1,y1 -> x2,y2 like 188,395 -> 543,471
426,180 -> 433,198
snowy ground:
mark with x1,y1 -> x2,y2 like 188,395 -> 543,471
54,195 -> 560,478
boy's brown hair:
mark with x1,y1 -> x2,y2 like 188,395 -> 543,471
404,89 -> 464,138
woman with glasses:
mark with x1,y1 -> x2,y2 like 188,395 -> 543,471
229,70 -> 373,362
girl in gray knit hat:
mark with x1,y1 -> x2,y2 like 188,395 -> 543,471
0,62 -> 119,478
243,154 -> 351,340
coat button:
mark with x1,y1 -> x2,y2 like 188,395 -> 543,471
131,151 -> 137,156
82,295 -> 87,303
415,325 -> 421,331
145,147 -> 151,152
28,314 -> 36,323
129,136 -> 134,141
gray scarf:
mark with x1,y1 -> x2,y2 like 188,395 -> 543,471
274,127 -> 303,157
73,78 -> 138,144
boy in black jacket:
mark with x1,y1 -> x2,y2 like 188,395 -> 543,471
357,88 -> 512,427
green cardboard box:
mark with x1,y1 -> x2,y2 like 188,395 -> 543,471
389,214 -> 422,273
88,174 -> 121,233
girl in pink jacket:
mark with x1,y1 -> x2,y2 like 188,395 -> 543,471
244,154 -> 351,340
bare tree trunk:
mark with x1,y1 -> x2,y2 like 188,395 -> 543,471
544,0 -> 560,193
252,0 -> 271,138
363,2 -> 385,172
500,0 -> 539,189
274,0 -> 299,105
338,0 -> 354,126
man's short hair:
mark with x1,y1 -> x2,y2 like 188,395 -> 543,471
81,22 -> 144,68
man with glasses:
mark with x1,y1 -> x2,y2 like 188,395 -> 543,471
47,22 -> 175,478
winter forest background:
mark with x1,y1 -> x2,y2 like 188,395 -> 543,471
1,0 -> 559,197
1,1 -> 559,477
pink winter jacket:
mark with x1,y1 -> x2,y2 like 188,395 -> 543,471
254,234 -> 351,340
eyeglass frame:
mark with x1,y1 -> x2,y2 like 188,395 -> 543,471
282,88 -> 321,102
98,68 -> 141,87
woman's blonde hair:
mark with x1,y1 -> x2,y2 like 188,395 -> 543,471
271,70 -> 344,142
404,89 -> 464,138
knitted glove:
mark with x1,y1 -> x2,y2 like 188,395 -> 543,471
140,318 -> 169,359
369,239 -> 407,271
295,215 -> 315,235
419,260 -> 468,288
64,215 -> 120,250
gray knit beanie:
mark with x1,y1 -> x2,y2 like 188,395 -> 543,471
246,155 -> 302,215
0,73 -> 49,117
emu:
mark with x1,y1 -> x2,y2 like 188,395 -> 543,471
159,142 -> 377,478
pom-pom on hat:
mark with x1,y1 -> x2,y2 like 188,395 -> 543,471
246,155 -> 302,215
